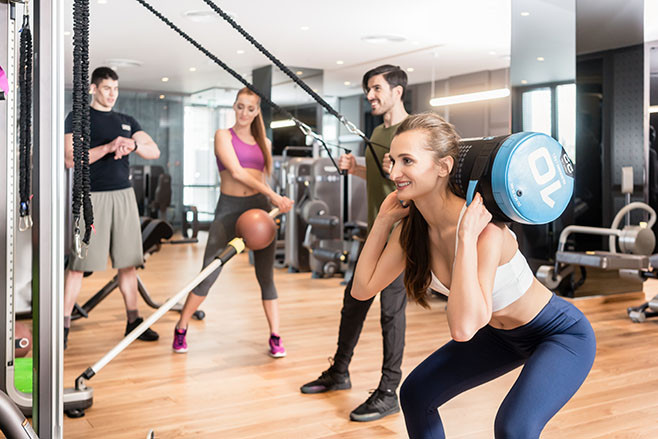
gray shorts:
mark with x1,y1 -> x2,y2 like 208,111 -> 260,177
68,187 -> 144,272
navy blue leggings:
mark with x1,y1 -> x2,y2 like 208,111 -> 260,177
400,294 -> 596,439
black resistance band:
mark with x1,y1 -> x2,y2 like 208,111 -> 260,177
18,13 -> 33,231
133,0 -> 347,175
72,0 -> 94,251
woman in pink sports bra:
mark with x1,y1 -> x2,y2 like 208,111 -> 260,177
172,88 -> 294,358
352,112 -> 595,438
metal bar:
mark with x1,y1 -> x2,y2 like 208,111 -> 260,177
33,0 -> 64,436
0,0 -> 16,411
2,0 -> 34,415
87,257 -> 225,375
79,209 -> 278,380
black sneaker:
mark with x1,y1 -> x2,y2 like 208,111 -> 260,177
125,317 -> 159,341
64,327 -> 69,350
300,367 -> 351,394
349,388 -> 400,422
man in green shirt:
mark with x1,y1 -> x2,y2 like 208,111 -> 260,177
300,65 -> 409,422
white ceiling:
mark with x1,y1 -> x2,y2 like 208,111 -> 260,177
63,0 -> 511,99
511,0 -> 576,86
62,0 -> 656,104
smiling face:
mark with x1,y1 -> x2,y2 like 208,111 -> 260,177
233,92 -> 261,127
365,74 -> 401,116
389,129 -> 447,201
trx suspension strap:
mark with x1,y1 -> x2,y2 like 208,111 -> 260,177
134,0 -> 345,175
72,0 -> 94,256
18,9 -> 32,231
201,0 -> 390,179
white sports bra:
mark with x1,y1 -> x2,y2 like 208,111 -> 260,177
429,204 -> 534,312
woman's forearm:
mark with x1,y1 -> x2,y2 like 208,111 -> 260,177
447,237 -> 491,340
352,217 -> 398,300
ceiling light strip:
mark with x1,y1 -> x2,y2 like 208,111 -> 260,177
429,88 -> 510,107
270,119 -> 296,129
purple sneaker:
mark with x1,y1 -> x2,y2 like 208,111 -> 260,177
172,327 -> 188,353
269,334 -> 286,358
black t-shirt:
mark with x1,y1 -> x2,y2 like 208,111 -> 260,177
65,107 -> 142,192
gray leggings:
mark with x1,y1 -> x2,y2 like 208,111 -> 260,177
192,193 -> 278,300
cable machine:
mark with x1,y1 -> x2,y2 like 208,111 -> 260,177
1,0 -> 65,437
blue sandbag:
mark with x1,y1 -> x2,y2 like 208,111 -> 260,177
453,132 -> 574,225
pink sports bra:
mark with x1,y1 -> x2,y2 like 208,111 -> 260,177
216,128 -> 265,172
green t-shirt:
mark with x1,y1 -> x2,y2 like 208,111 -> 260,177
365,121 -> 404,231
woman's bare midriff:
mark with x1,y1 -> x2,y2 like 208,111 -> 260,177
219,169 -> 265,197
488,279 -> 553,330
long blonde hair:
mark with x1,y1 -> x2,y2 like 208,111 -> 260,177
235,87 -> 272,175
396,112 -> 461,308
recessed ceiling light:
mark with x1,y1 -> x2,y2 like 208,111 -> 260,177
97,0 -> 107,4
536,56 -> 545,61
189,67 -> 197,72
296,71 -> 303,75
105,58 -> 142,68
64,31 -> 71,36
336,60 -> 344,65
411,41 -> 420,45
159,94 -> 165,99
361,35 -> 406,44
237,50 -> 245,54
183,10 -> 235,23
344,81 -> 351,86
489,51 -> 496,55
407,67 -> 414,72
161,77 -> 169,82
521,11 -> 530,16
300,26 -> 310,31
521,80 -> 528,84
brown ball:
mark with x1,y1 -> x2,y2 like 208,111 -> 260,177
235,209 -> 277,251
15,322 -> 32,358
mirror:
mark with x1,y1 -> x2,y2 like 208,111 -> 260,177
510,0 -> 577,268
511,0 -> 650,296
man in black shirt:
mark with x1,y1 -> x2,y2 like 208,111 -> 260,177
63,67 -> 161,349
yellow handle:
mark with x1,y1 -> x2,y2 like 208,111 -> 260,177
228,237 -> 246,254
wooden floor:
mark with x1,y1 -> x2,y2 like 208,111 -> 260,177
55,233 -> 658,438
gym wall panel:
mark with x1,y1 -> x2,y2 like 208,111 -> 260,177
611,46 -> 645,189
338,94 -> 363,154
575,43 -> 647,229
409,79 -> 448,116
408,68 -> 511,138
488,68 -> 512,136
